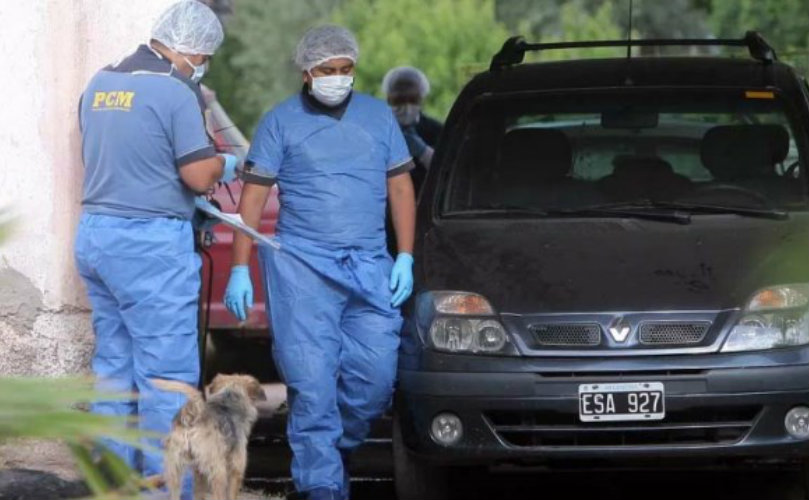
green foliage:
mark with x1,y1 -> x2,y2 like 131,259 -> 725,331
496,0 -> 710,42
203,33 -> 248,130
528,1 -> 625,62
206,0 -> 808,133
496,0 -> 806,73
69,443 -> 147,499
710,0 -> 807,49
0,140 -> 149,500
0,378 -> 136,444
332,0 -> 509,121
207,0 -> 509,131
206,0 -> 336,135
0,377 -> 157,498
495,0 -> 559,40
708,0 -> 808,74
615,0 -> 710,39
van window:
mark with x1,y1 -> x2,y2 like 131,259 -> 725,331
445,90 -> 806,214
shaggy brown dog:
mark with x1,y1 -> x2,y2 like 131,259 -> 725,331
152,374 -> 267,500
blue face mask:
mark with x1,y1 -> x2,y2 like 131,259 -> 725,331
183,56 -> 208,83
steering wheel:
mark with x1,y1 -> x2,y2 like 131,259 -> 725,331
685,183 -> 772,206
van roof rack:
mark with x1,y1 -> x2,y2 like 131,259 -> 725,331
489,31 -> 777,72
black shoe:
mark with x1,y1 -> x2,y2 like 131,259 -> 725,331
340,450 -> 352,500
286,487 -> 342,500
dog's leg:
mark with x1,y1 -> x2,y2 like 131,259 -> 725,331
208,462 -> 229,500
227,448 -> 248,500
193,468 -> 208,500
163,452 -> 185,500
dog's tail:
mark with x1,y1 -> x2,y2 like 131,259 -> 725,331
151,379 -> 204,426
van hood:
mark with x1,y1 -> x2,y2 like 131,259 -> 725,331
418,215 -> 809,314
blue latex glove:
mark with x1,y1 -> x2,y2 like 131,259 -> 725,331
389,253 -> 414,307
219,153 -> 240,183
401,126 -> 427,158
224,265 -> 253,321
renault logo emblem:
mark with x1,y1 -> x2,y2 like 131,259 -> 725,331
608,319 -> 631,342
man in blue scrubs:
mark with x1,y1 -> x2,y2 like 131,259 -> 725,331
74,2 -> 237,497
224,25 -> 416,500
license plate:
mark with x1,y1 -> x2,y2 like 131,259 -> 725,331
578,382 -> 665,422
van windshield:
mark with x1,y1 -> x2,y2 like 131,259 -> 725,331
443,90 -> 808,217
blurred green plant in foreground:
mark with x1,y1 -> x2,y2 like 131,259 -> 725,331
0,377 -> 159,499
0,216 -> 157,498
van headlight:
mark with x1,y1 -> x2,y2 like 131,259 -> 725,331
722,284 -> 809,353
418,292 -> 517,356
430,318 -> 508,353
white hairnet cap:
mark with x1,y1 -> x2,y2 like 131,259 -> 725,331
295,25 -> 359,71
151,0 -> 224,56
381,66 -> 431,97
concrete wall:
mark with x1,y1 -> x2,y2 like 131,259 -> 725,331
0,0 -> 176,375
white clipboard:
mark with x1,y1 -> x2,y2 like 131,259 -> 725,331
195,198 -> 280,250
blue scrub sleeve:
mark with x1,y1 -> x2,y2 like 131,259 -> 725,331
386,109 -> 413,176
172,91 -> 216,168
245,111 -> 284,178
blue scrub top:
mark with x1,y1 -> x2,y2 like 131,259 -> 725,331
78,45 -> 216,220
246,90 -> 412,252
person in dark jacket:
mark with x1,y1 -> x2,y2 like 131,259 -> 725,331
381,66 -> 443,194
382,66 -> 443,255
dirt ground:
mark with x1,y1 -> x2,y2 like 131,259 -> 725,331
0,439 -> 79,481
0,439 -> 281,500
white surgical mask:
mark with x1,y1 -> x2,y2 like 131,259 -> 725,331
183,56 -> 208,83
393,103 -> 421,126
309,74 -> 354,106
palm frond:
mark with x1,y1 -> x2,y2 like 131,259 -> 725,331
0,377 -> 162,499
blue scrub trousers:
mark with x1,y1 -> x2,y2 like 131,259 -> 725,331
74,213 -> 200,498
259,235 -> 401,499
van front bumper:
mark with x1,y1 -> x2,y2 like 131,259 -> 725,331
396,356 -> 809,466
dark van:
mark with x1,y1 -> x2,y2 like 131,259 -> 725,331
394,33 -> 809,499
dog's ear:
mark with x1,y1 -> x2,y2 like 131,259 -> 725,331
247,379 -> 267,402
207,374 -> 226,397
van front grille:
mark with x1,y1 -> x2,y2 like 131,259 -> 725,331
529,323 -> 602,347
639,321 -> 711,346
486,405 -> 760,448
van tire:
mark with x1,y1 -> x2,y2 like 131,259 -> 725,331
393,414 -> 454,500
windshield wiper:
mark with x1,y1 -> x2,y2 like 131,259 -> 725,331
442,205 -> 692,224
441,207 -> 551,218
444,198 -> 789,223
572,199 -> 788,221
646,201 -> 789,220
554,205 -> 692,224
